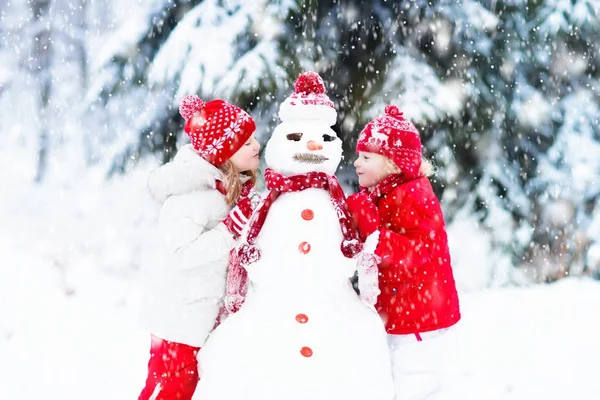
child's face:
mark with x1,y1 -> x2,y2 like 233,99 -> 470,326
230,133 -> 261,172
354,152 -> 398,188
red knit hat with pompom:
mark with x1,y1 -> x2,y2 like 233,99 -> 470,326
179,95 -> 256,166
356,105 -> 422,179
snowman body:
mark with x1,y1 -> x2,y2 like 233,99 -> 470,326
193,77 -> 395,400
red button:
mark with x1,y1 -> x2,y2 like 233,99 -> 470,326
300,346 -> 313,357
301,209 -> 314,221
298,242 -> 311,254
295,313 -> 309,324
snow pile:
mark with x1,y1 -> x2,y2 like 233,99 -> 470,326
0,148 -> 159,399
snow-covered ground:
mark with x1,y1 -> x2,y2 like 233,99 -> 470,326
1,155 -> 599,399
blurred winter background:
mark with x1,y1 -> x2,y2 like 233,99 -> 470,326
1,0 -> 599,399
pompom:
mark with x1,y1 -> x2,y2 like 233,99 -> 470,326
384,104 -> 403,118
179,94 -> 205,121
294,71 -> 326,95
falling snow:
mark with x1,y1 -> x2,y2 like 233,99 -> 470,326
1,0 -> 599,399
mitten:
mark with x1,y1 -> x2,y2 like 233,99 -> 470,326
223,250 -> 249,315
357,231 -> 381,307
223,196 -> 253,239
347,192 -> 380,241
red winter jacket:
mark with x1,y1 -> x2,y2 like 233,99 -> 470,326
348,174 -> 461,335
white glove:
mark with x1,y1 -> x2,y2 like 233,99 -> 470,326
357,231 -> 381,307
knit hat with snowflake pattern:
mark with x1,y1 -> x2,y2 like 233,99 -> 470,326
179,95 -> 256,166
356,105 -> 422,179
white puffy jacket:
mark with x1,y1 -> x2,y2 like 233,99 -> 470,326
139,144 -> 234,347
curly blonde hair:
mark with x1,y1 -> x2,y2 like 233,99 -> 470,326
218,160 -> 258,206
386,157 -> 435,178
419,157 -> 435,177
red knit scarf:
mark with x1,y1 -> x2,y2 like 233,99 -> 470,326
237,168 -> 362,267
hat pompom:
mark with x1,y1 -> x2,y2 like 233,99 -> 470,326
295,71 -> 326,95
384,104 -> 403,119
179,95 -> 205,121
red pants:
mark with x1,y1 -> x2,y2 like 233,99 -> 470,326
138,335 -> 200,400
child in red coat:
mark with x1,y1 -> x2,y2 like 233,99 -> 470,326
348,105 -> 460,399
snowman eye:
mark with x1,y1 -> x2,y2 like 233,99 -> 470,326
286,133 -> 303,141
322,134 -> 336,142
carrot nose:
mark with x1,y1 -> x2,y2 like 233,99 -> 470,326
307,140 -> 323,151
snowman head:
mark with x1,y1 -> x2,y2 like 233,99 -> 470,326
265,72 -> 342,176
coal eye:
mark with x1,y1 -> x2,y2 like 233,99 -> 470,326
323,134 -> 336,142
286,133 -> 303,141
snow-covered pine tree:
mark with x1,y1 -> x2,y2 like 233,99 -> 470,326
0,1 -> 14,94
522,0 -> 600,281
0,0 -> 92,182
90,0 -> 600,284
428,0 -> 600,283
148,0 -> 299,151
423,0 -> 546,286
304,0 -> 600,284
90,0 -> 299,174
30,0 -> 53,183
272,0 -> 455,187
86,0 -> 202,173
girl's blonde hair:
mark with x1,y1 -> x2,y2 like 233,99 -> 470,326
386,157 -> 435,178
218,160 -> 258,205
419,157 -> 435,177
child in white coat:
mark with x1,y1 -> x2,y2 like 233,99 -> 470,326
138,95 -> 261,400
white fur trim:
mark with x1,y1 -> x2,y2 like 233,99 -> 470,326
279,101 -> 337,126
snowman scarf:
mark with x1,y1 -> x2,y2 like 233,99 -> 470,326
237,168 -> 363,267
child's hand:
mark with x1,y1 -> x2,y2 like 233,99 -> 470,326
223,197 -> 253,239
347,193 -> 380,241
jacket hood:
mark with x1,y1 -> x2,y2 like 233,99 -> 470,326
147,144 -> 222,203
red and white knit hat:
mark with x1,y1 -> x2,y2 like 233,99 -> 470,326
179,95 -> 256,166
356,105 -> 422,179
278,71 -> 337,126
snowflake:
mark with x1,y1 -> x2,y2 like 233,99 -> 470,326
239,112 -> 251,123
223,118 -> 243,140
205,136 -> 226,155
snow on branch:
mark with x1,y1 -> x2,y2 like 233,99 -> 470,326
148,0 -> 291,100
367,47 -> 467,124
537,0 -> 599,36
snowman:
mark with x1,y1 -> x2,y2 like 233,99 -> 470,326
193,72 -> 395,400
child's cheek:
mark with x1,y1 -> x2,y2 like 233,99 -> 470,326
359,170 -> 375,188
